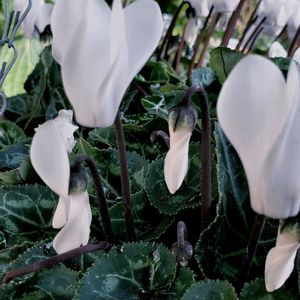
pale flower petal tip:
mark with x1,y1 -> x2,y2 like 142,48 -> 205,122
52,191 -> 92,254
164,128 -> 192,194
30,110 -> 78,198
265,223 -> 300,292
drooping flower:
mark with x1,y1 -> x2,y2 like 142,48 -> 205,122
30,110 -> 92,254
51,0 -> 163,128
217,55 -> 300,219
14,0 -> 54,38
287,3 -> 300,39
184,6 -> 201,48
253,0 -> 296,37
265,219 -> 300,291
164,102 -> 197,194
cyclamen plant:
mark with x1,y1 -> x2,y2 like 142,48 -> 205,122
0,0 -> 300,299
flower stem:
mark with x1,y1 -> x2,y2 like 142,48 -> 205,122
73,155 -> 114,243
177,221 -> 187,247
288,26 -> 300,57
239,214 -> 266,283
196,12 -> 222,68
157,1 -> 189,60
2,242 -> 110,284
241,16 -> 265,53
221,0 -> 247,47
114,113 -> 136,241
188,6 -> 214,78
184,86 -> 212,228
236,0 -> 262,50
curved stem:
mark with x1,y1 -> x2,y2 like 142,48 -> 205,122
239,214 -> 266,284
177,221 -> 187,247
288,25 -> 300,57
196,13 -> 222,68
157,1 -> 189,60
2,242 -> 110,284
73,155 -> 114,242
241,16 -> 265,53
188,6 -> 214,78
183,86 -> 212,228
221,0 -> 247,47
114,113 -> 136,241
150,130 -> 170,149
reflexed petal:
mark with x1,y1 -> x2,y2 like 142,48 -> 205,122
55,0 -> 163,128
30,120 -> 70,199
265,226 -> 300,292
52,196 -> 69,228
258,61 -> 300,218
53,191 -> 92,254
164,128 -> 192,194
268,41 -> 287,58
217,55 -> 296,217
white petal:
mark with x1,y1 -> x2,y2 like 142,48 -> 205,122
53,191 -> 92,254
54,0 -> 163,128
52,196 -> 69,228
268,41 -> 287,58
217,55 -> 296,217
30,119 -> 70,199
164,127 -> 192,194
35,4 -> 53,34
257,61 -> 300,218
292,47 -> 300,65
265,226 -> 300,292
184,17 -> 200,47
208,0 -> 239,13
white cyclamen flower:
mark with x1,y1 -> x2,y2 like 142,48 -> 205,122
30,110 -> 92,254
184,16 -> 201,48
14,0 -> 54,38
256,0 -> 296,36
265,220 -> 300,291
287,3 -> 300,40
51,0 -> 163,128
208,0 -> 239,13
217,55 -> 300,219
164,104 -> 197,194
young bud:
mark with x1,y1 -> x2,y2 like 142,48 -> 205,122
164,102 -> 197,194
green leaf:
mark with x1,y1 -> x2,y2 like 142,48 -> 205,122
182,280 -> 238,300
162,267 -> 195,299
75,242 -> 153,300
0,241 -> 32,278
75,243 -> 179,299
209,47 -> 244,84
149,245 -> 177,290
0,185 -> 56,244
1,39 -> 42,97
22,266 -> 77,299
240,279 -> 298,300
0,144 -> 29,169
271,57 -> 291,72
0,121 -> 26,150
141,95 -> 168,119
191,67 -> 216,88
145,143 -> 201,215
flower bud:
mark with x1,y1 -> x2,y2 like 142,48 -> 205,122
164,103 -> 197,194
